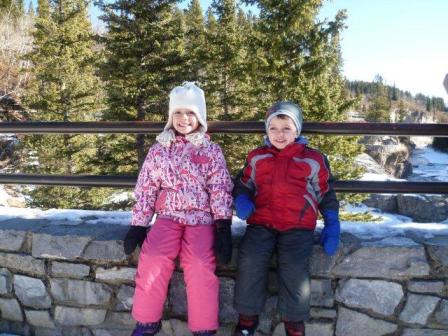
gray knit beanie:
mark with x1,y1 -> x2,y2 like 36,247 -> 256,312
265,101 -> 303,136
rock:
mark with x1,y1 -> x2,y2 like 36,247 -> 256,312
399,294 -> 440,325
335,279 -> 403,316
54,306 -> 107,326
50,278 -> 113,306
335,307 -> 397,336
360,136 -> 413,178
362,194 -> 398,213
333,246 -> 430,279
13,275 -> 52,308
397,194 -> 448,222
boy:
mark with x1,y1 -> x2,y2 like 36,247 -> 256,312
232,101 -> 340,336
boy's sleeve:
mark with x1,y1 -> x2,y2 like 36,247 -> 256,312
206,145 -> 234,220
131,147 -> 161,227
314,154 -> 339,213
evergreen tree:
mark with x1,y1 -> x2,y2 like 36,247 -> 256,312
245,0 -> 364,202
21,0 -> 106,209
365,79 -> 391,122
203,0 -> 260,174
97,0 -> 184,171
183,0 -> 206,82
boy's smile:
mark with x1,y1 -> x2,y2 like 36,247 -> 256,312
173,108 -> 199,135
267,115 -> 298,150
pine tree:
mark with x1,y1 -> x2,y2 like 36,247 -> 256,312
204,0 -> 260,174
97,0 -> 184,172
245,0 -> 364,202
366,76 -> 391,122
183,0 -> 206,82
21,0 -> 106,209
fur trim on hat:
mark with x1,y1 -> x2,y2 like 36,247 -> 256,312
156,129 -> 209,147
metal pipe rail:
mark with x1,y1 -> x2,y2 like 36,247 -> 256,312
1,121 -> 447,193
0,121 -> 447,136
0,174 -> 447,194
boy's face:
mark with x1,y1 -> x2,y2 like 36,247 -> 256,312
172,108 -> 199,135
267,115 -> 297,150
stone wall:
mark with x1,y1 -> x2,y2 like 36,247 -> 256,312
1,220 -> 448,336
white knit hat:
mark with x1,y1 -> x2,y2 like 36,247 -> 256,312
164,81 -> 207,132
156,82 -> 208,147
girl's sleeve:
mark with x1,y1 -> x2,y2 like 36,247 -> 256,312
206,145 -> 234,220
131,147 -> 161,227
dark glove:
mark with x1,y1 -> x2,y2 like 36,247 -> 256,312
234,194 -> 255,220
319,210 -> 340,256
214,219 -> 232,264
123,226 -> 147,255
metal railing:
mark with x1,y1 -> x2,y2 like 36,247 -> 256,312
1,121 -> 447,194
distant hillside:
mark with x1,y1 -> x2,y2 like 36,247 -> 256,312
345,78 -> 448,123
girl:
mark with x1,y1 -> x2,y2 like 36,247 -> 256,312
124,82 -> 234,336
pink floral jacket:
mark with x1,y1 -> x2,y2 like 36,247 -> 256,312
131,135 -> 233,227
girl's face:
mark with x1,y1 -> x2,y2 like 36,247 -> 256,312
172,108 -> 199,135
267,115 -> 297,150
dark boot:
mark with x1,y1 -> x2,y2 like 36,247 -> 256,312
192,331 -> 216,336
284,320 -> 305,336
233,315 -> 259,336
131,321 -> 162,336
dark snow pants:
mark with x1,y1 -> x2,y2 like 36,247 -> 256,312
234,224 -> 314,321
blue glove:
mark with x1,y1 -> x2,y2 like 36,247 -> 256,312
320,210 -> 340,256
234,194 -> 255,220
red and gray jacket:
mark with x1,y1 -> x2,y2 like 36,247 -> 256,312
233,137 -> 339,231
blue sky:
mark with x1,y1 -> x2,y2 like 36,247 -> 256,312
49,0 -> 448,101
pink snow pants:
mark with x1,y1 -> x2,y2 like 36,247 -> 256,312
132,217 -> 219,332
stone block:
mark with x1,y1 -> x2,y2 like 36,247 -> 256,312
434,299 -> 448,325
219,277 -> 238,323
0,252 -> 46,276
402,329 -> 448,336
92,329 -> 134,336
399,294 -> 440,325
34,328 -> 63,336
32,233 -> 91,260
305,322 -> 333,336
258,296 -> 278,335
51,261 -> 90,278
169,319 -> 191,336
426,244 -> 448,276
24,309 -> 55,328
50,278 -> 112,306
82,240 -> 127,263
335,279 -> 403,316
0,267 -> 12,294
95,266 -> 136,283
310,245 -> 339,277
408,280 -> 444,295
335,307 -> 397,336
115,284 -> 134,311
0,229 -> 27,251
54,306 -> 107,326
332,246 -> 429,279
311,279 -> 334,308
13,274 -> 52,308
0,297 -> 23,321
310,308 -> 337,319
103,311 -> 135,328
169,272 -> 187,316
